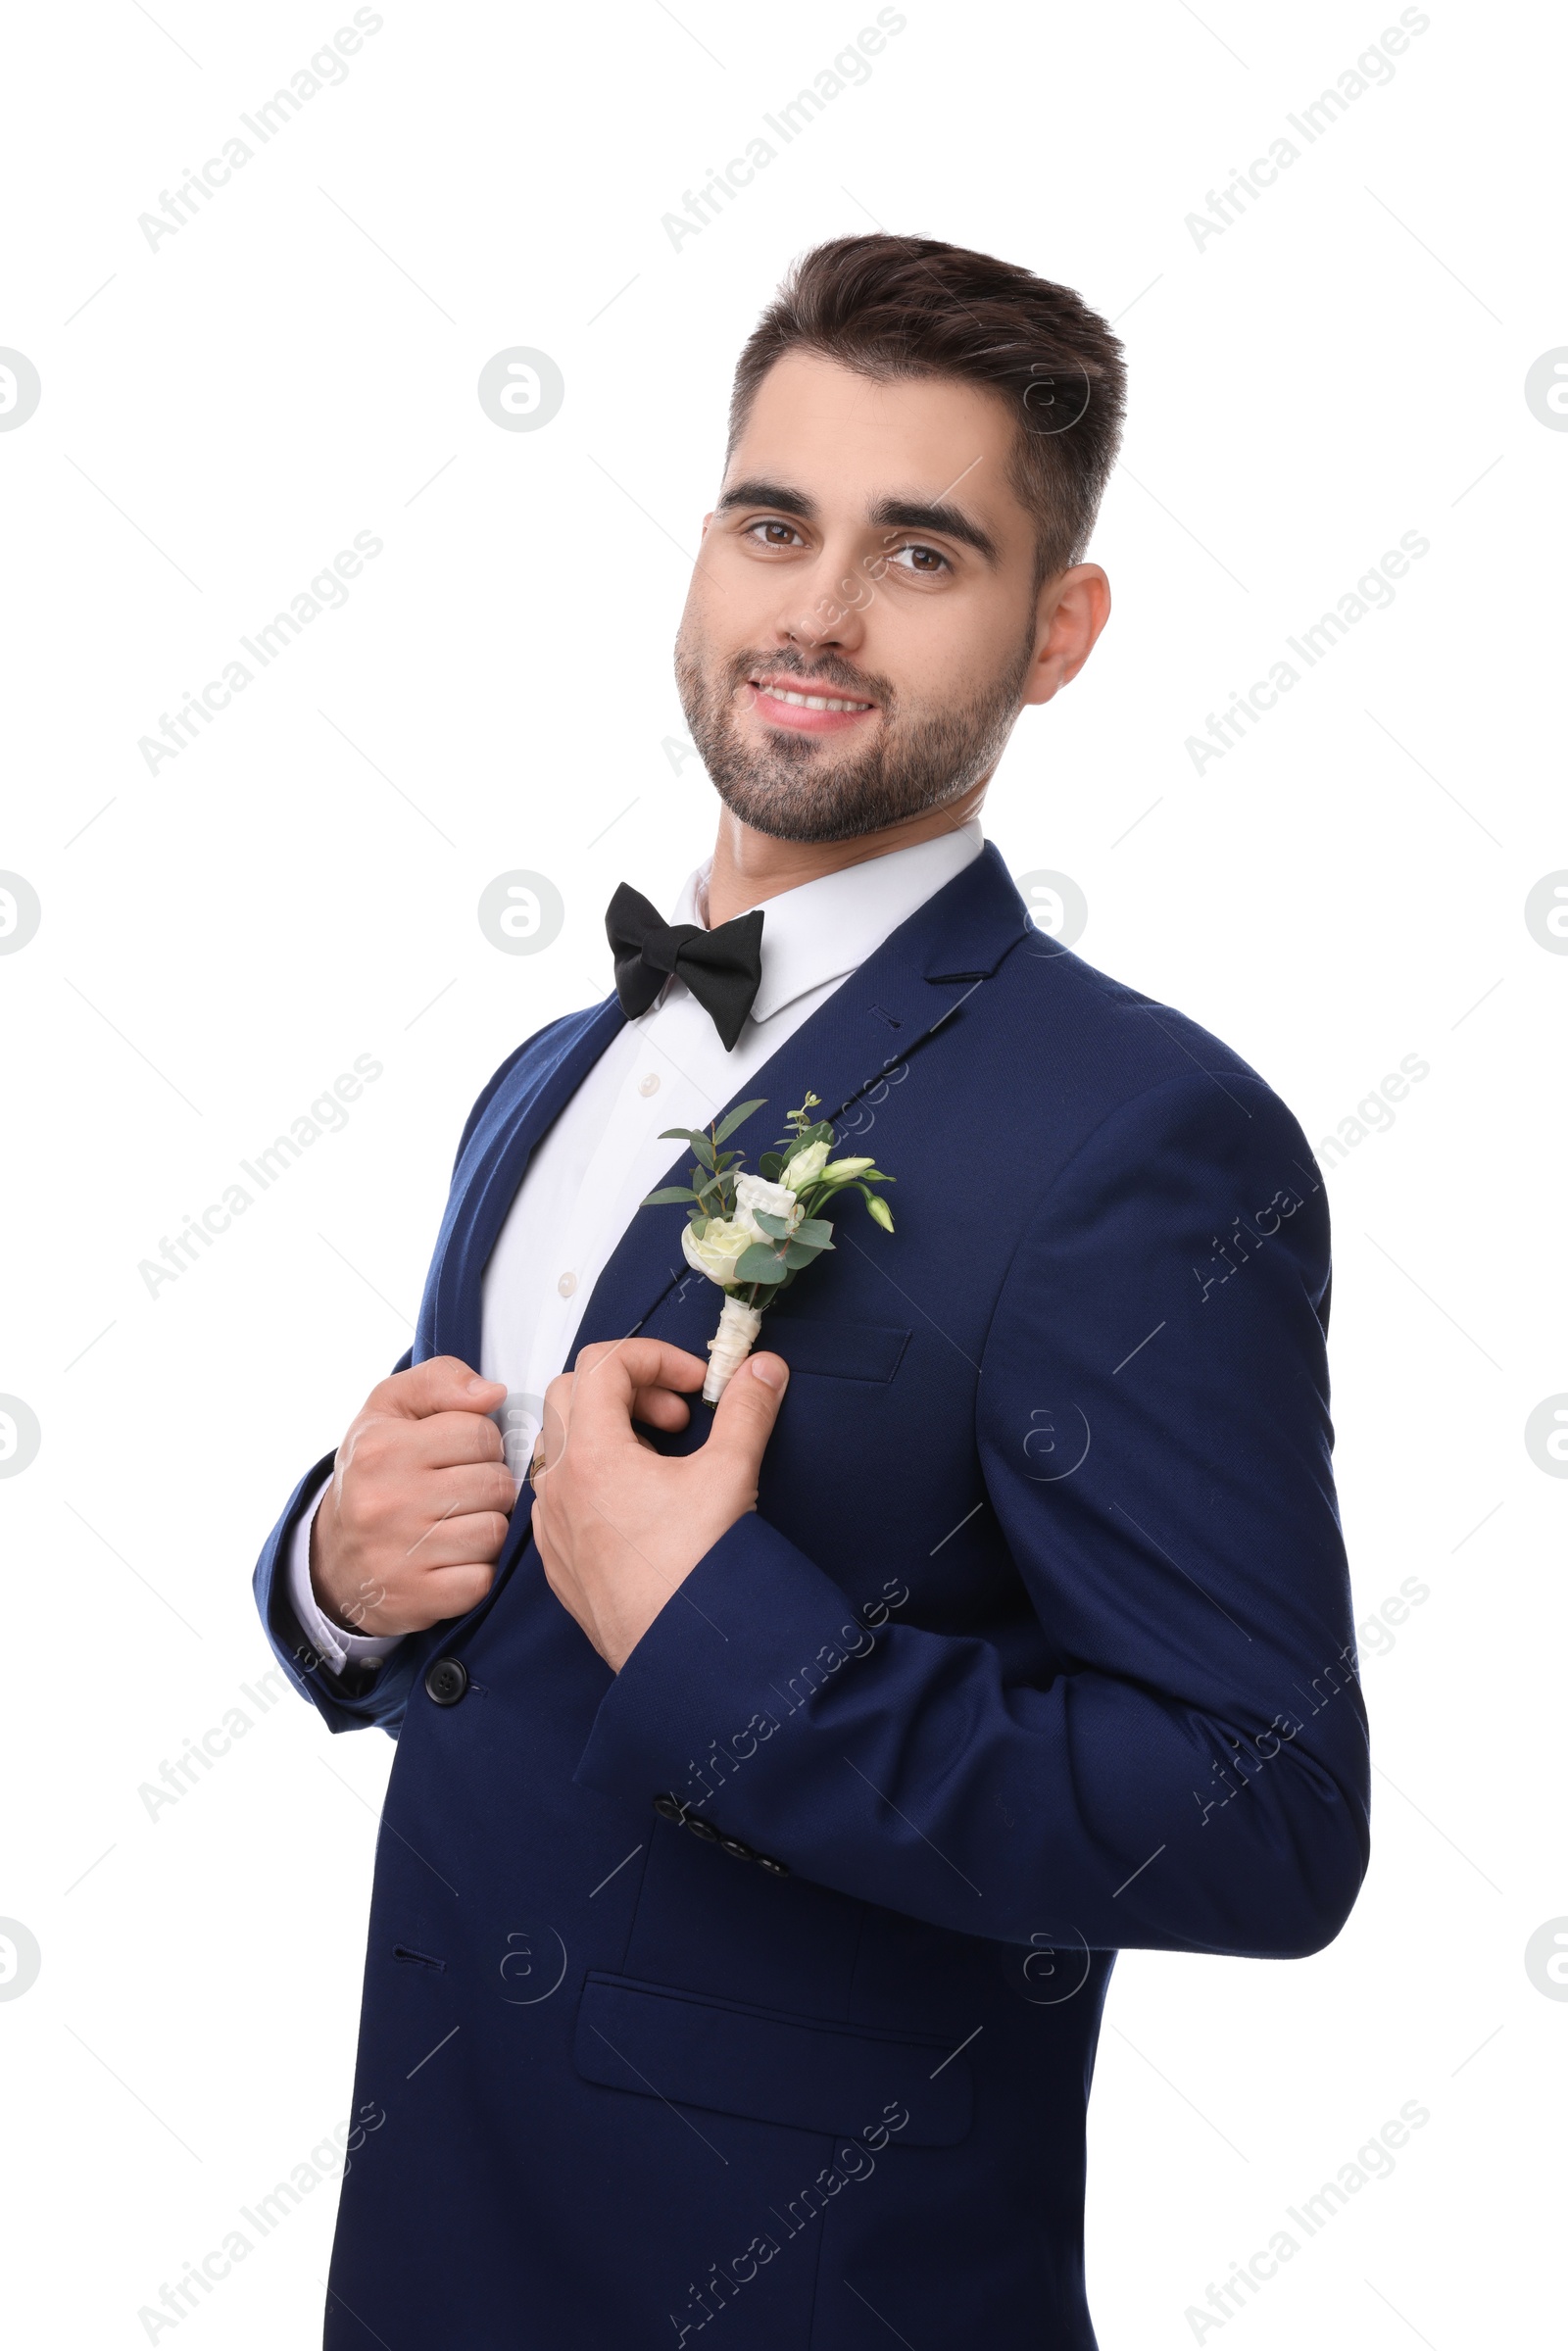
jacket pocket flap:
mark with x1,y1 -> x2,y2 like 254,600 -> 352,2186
762,1317 -> 910,1383
573,1973 -> 970,2146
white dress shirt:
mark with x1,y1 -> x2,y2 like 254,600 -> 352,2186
287,820 -> 985,1673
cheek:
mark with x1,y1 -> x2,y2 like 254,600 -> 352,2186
681,559 -> 768,661
866,582 -> 1028,696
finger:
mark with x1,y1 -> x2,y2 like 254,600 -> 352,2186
629,1383 -> 692,1433
541,1371 -> 574,1439
398,1508 -> 513,1567
354,1411 -> 506,1474
372,1356 -> 507,1423
420,1461 -> 518,1517
568,1338 -> 708,1445
704,1352 -> 789,1480
533,1389 -> 571,1479
397,1561 -> 498,1628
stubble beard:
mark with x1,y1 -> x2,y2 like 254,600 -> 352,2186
673,627 -> 1038,847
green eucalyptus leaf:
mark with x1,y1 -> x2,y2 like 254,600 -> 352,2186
759,1152 -> 785,1182
782,1239 -> 825,1268
735,1243 -> 790,1284
659,1127 -> 717,1169
642,1186 -> 697,1206
712,1098 -> 767,1146
793,1218 -> 834,1247
751,1209 -> 792,1239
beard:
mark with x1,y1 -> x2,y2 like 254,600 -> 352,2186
673,625 -> 1037,846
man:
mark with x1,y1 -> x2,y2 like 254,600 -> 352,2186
255,234 -> 1370,2347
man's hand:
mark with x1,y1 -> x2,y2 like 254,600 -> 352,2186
531,1338 -> 789,1671
309,1356 -> 516,1638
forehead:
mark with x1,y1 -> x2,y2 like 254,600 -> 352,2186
727,351 -> 1031,539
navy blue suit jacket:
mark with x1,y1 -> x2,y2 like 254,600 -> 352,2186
254,846 -> 1369,2349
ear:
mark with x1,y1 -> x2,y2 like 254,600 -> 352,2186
1020,563 -> 1112,708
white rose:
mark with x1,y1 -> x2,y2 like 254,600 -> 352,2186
780,1140 -> 829,1191
680,1216 -> 754,1287
734,1171 -> 802,1239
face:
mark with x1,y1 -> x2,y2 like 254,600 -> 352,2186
674,350 -> 1108,846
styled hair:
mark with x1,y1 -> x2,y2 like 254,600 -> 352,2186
728,233 -> 1127,588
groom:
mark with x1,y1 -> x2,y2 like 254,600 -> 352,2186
255,234 -> 1369,2348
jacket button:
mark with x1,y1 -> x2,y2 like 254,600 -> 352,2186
684,1815 -> 720,1843
754,1853 -> 791,1879
653,1793 -> 686,1823
718,1835 -> 756,1862
423,1655 -> 468,1706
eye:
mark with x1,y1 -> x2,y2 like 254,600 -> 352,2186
743,517 -> 806,549
887,542 -> 951,574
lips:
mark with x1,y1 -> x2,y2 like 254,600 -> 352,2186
746,672 -> 879,735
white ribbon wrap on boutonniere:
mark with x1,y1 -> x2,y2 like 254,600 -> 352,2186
643,1094 -> 897,1402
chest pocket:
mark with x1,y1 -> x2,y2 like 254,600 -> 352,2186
762,1317 -> 910,1383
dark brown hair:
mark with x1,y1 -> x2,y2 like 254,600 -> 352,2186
728,233 -> 1126,588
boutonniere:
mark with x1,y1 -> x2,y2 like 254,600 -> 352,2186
643,1093 -> 896,1402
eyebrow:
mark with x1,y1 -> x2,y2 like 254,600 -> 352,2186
869,496 -> 999,564
715,479 -> 1000,563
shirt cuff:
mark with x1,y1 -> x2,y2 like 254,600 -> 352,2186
285,1473 -> 407,1678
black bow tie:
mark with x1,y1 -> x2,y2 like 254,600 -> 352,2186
606,883 -> 764,1052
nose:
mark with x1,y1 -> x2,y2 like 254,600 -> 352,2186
772,547 -> 871,660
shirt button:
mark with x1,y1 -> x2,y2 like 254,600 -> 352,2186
638,1073 -> 661,1096
557,1271 -> 577,1298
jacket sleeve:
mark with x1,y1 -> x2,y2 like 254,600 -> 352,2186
251,1351 -> 421,1738
573,1070 -> 1371,1959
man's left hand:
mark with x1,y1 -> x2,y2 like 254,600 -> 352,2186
531,1337 -> 790,1670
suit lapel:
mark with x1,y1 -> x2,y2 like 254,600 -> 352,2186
571,844 -> 1032,1356
416,995 -> 626,1367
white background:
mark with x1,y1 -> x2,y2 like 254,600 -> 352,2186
1,0 -> 1563,2342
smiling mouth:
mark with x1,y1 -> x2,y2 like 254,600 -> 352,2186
748,675 -> 877,715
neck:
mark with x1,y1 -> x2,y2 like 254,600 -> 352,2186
705,779 -> 988,926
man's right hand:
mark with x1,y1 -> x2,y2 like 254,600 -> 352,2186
308,1357 -> 515,1639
